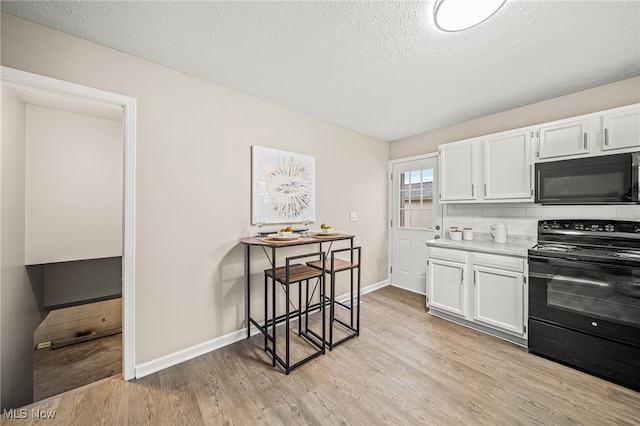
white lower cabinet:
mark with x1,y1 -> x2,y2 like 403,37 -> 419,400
473,266 -> 524,334
428,258 -> 467,317
427,246 -> 527,344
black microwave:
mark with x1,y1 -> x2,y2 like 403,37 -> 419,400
535,152 -> 640,205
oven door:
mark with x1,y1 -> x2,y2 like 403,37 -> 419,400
529,254 -> 640,347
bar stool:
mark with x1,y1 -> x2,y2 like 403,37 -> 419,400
263,251 -> 325,374
307,246 -> 361,350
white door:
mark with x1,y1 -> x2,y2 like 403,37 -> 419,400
390,155 -> 441,294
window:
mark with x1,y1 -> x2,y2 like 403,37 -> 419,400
399,169 -> 434,229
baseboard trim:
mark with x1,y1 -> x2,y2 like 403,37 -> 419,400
389,283 -> 426,296
134,279 -> 389,379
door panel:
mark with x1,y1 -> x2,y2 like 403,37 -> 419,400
398,238 -> 411,273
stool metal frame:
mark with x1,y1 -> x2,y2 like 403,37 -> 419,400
307,246 -> 361,350
263,251 -> 326,374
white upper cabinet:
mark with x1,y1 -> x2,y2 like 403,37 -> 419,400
484,129 -> 533,201
439,139 -> 478,202
534,103 -> 640,162
439,129 -> 533,204
537,117 -> 591,160
438,103 -> 638,203
601,104 -> 640,152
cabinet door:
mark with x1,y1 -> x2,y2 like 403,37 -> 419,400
427,258 -> 466,317
537,117 -> 591,160
439,139 -> 478,202
601,104 -> 640,152
484,130 -> 532,200
473,266 -> 524,334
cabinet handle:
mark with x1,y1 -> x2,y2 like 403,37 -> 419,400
484,183 -> 487,196
583,132 -> 588,150
471,184 -> 475,197
461,271 -> 464,284
604,128 -> 609,146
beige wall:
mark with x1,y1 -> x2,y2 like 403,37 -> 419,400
25,105 -> 123,265
0,85 -> 47,410
1,13 -> 389,368
390,76 -> 640,159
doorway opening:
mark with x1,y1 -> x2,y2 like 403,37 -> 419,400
0,66 -> 136,408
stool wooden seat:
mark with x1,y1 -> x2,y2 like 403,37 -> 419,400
306,258 -> 358,273
265,263 -> 324,283
307,247 -> 361,350
263,252 -> 326,374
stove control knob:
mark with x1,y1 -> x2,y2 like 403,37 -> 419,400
574,223 -> 580,230
604,224 -> 615,232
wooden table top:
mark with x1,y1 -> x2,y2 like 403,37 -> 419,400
239,233 -> 354,247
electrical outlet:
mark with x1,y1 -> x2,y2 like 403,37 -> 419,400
350,212 -> 357,222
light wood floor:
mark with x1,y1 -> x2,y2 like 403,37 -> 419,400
7,286 -> 640,425
33,333 -> 122,402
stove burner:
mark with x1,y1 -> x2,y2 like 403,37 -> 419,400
614,251 -> 640,260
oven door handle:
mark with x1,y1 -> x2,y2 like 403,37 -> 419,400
529,272 -> 609,287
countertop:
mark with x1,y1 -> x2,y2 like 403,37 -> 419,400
425,233 -> 537,258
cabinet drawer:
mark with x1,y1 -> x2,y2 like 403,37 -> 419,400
428,247 -> 467,263
473,253 -> 524,272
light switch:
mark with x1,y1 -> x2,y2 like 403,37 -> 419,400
350,212 -> 357,222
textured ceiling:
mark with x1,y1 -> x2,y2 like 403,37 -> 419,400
2,0 -> 639,141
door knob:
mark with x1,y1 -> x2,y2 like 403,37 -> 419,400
435,225 -> 441,230
434,235 -> 441,239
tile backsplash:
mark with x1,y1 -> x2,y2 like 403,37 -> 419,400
443,203 -> 640,237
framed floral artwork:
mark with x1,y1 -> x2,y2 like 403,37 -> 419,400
252,145 -> 316,225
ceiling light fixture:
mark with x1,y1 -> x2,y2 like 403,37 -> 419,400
434,0 -> 507,32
